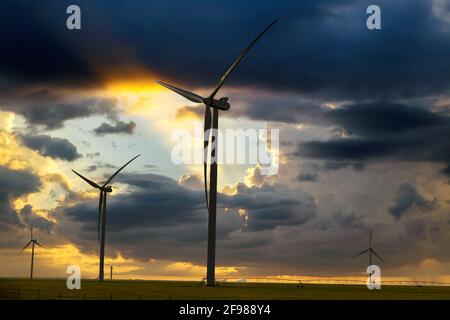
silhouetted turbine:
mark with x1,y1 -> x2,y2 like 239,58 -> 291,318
72,155 -> 140,282
158,19 -> 278,286
353,229 -> 384,283
21,225 -> 45,279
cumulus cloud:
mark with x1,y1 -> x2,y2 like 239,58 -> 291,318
19,134 -> 81,161
93,120 -> 136,136
59,173 -> 316,263
19,205 -> 54,233
0,166 -> 41,229
388,182 -> 436,220
221,182 -> 316,231
297,162 -> 320,182
178,173 -> 203,190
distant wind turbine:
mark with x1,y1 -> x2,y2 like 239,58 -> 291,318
158,19 -> 278,286
353,229 -> 384,283
21,225 -> 45,279
72,155 -> 140,282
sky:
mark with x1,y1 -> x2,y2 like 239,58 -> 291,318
2,0 -> 450,282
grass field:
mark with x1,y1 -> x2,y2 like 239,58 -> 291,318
1,278 -> 450,300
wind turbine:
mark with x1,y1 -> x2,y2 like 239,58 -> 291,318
158,19 -> 278,286
72,155 -> 140,282
21,225 -> 45,279
353,229 -> 384,284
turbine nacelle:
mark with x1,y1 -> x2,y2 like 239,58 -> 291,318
353,229 -> 384,263
156,81 -> 231,111
205,97 -> 230,111
101,186 -> 113,193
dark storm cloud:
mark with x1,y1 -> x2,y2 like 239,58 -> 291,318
86,152 -> 100,159
0,166 -> 41,229
65,174 -> 315,235
238,99 -> 445,127
85,162 -> 117,173
332,211 -> 366,229
2,0 -> 450,101
322,161 -> 365,171
297,173 -> 318,182
296,161 -> 364,182
297,162 -> 320,182
19,205 -> 54,232
325,103 -> 444,136
220,183 -> 316,231
93,120 -> 136,136
19,134 -> 81,161
388,182 -> 436,220
61,173 -> 316,261
0,90 -> 118,129
0,3 -> 97,90
0,167 -> 55,248
292,102 -> 450,175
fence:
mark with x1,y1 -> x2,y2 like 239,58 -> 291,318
212,277 -> 450,287
0,288 -> 144,300
2,277 -> 449,300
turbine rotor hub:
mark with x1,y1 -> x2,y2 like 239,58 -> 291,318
101,186 -> 113,193
205,97 -> 230,111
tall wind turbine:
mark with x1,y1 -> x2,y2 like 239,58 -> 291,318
72,155 -> 140,282
353,229 -> 384,283
158,19 -> 278,286
21,225 -> 45,279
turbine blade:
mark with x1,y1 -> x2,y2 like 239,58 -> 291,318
203,106 -> 212,211
102,155 -> 140,187
72,170 -> 101,189
35,240 -> 44,248
371,249 -> 385,263
98,191 -> 104,243
157,81 -> 204,103
30,225 -> 33,240
21,241 -> 32,251
369,228 -> 373,247
209,18 -> 279,99
352,249 -> 369,259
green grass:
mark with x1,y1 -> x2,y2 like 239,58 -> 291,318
1,278 -> 450,300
